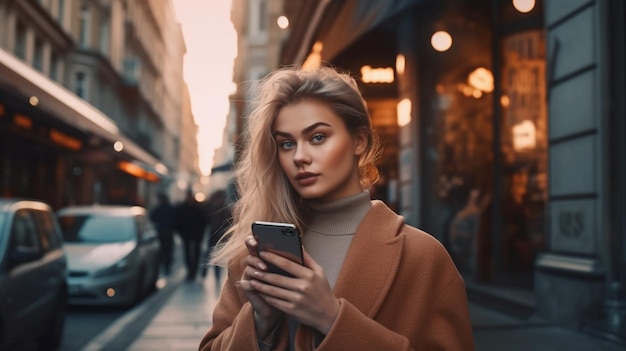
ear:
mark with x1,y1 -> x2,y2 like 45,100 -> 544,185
353,129 -> 368,156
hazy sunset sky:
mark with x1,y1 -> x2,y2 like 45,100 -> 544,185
172,0 -> 237,175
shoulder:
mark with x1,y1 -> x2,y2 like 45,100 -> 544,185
367,201 -> 453,265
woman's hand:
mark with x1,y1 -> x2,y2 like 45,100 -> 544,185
249,249 -> 340,335
237,236 -> 283,340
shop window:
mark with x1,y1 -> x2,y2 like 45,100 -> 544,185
498,29 -> 547,285
419,0 -> 494,280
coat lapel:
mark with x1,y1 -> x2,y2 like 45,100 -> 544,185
332,200 -> 405,317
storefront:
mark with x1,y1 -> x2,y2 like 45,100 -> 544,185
282,0 -> 626,336
0,47 -> 166,209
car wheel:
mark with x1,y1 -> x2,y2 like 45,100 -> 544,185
38,292 -> 66,350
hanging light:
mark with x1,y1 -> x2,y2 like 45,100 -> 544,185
431,31 -> 452,52
512,0 -> 535,13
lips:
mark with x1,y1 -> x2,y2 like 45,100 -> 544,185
295,172 -> 319,186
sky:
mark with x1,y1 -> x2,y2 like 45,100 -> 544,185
172,0 -> 237,175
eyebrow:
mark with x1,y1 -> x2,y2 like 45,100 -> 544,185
274,122 -> 331,138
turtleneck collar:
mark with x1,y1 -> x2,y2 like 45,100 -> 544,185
305,190 -> 372,236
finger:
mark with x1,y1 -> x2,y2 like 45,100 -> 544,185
250,278 -> 296,303
245,254 -> 268,271
245,235 -> 259,256
259,251 -> 308,278
301,248 -> 322,271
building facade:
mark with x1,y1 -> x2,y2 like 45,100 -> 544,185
231,0 -> 626,342
0,0 -> 196,208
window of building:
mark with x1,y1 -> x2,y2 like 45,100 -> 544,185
79,4 -> 91,47
99,16 -> 110,55
58,0 -> 65,25
34,37 -> 44,71
74,71 -> 89,99
50,51 -> 59,81
248,0 -> 268,40
14,20 -> 27,59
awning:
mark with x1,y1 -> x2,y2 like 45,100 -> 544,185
297,0 -> 424,63
0,47 -> 166,171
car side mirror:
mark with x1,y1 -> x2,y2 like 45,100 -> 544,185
9,246 -> 43,267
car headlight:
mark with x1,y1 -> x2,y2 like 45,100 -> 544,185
93,253 -> 135,277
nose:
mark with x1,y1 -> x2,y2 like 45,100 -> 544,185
293,144 -> 311,165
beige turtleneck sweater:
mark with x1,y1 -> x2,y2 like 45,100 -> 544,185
303,190 -> 372,288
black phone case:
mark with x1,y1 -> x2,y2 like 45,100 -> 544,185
251,221 -> 303,277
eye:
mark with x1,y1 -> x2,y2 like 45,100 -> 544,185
311,134 -> 326,143
278,140 -> 295,150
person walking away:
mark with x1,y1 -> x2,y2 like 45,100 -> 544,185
149,192 -> 175,275
174,190 -> 207,281
202,190 -> 232,283
199,66 -> 473,350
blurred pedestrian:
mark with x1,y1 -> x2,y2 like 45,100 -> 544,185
149,192 -> 175,275
201,190 -> 231,282
174,190 -> 207,281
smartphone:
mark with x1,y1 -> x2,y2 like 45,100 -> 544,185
251,221 -> 303,277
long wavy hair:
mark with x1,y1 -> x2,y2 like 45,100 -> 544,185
211,66 -> 382,266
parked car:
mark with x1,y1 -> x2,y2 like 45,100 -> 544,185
57,205 -> 160,306
0,198 -> 67,351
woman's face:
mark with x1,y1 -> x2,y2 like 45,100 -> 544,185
273,99 -> 366,202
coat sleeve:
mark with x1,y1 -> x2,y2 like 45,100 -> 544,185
198,261 -> 264,351
198,261 -> 289,351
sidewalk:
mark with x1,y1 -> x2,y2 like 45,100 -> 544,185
124,271 -> 625,351
127,269 -> 223,351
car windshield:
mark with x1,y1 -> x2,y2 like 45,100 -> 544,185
58,214 -> 134,243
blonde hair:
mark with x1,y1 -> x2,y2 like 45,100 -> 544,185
211,66 -> 382,266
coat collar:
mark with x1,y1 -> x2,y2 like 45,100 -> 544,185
332,200 -> 405,317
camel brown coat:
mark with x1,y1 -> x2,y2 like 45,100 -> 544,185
199,201 -> 474,350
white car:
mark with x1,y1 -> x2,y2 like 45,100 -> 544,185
57,205 -> 160,306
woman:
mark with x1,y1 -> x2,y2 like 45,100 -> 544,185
199,66 -> 474,350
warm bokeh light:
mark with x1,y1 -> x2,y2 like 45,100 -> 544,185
501,95 -> 510,107
155,162 -> 168,174
361,65 -> 394,83
396,54 -> 405,75
277,15 -> 289,29
302,41 -> 323,70
28,95 -> 39,106
431,31 -> 452,52
512,120 -> 537,150
113,141 -> 124,152
468,67 -> 494,93
513,0 -> 535,13
397,98 -> 412,127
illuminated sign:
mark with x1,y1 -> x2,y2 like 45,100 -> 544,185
50,129 -> 82,150
117,160 -> 159,182
361,65 -> 394,83
13,114 -> 33,129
